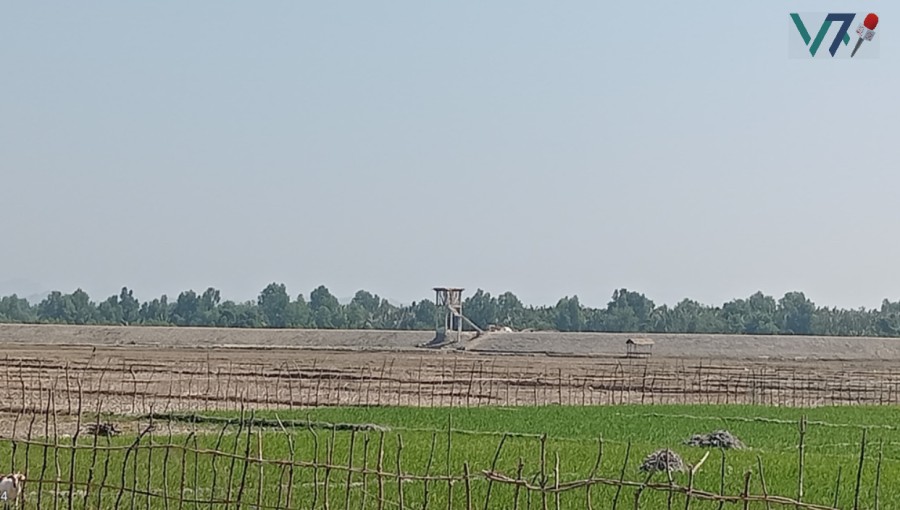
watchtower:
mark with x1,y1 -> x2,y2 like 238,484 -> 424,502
434,287 -> 464,344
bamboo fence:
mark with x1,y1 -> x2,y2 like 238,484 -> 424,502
0,404 -> 879,510
0,356 -> 891,509
1,355 -> 899,415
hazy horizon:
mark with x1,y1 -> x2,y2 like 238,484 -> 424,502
3,2 -> 898,311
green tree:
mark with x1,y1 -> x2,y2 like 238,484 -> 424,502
97,294 -> 123,324
258,283 -> 292,328
555,296 -> 584,332
139,295 -> 170,325
345,290 -> 383,329
777,292 -> 816,334
720,298 -> 750,333
603,289 -> 655,332
496,292 -> 525,328
6,284 -> 899,337
198,288 -> 221,325
38,291 -> 69,323
745,291 -> 779,334
310,285 -> 343,328
0,295 -> 36,323
667,299 -> 724,333
170,291 -> 201,326
218,300 -> 262,327
875,299 -> 900,337
292,294 -> 312,328
463,290 -> 498,329
68,289 -> 96,325
119,287 -> 140,325
351,290 -> 380,315
723,292 -> 778,334
411,299 -> 436,329
38,289 -> 96,325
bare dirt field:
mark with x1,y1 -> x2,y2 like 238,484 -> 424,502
5,323 -> 900,360
1,324 -> 900,440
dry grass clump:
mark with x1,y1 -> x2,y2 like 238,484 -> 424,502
639,449 -> 685,473
85,422 -> 121,437
684,430 -> 745,449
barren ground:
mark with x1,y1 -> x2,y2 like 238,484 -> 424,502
6,323 -> 900,360
1,324 -> 900,438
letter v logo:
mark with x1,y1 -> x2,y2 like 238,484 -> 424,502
791,13 -> 855,56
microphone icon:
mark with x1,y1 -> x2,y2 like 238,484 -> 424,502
851,13 -> 878,57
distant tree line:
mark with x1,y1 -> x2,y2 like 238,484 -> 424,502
1,284 -> 900,337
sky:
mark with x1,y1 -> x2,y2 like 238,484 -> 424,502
2,1 -> 899,310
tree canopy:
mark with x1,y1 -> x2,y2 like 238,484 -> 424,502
0,284 -> 898,337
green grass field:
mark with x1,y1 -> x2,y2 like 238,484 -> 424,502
5,404 -> 900,509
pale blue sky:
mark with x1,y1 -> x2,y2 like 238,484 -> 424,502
2,1 -> 898,309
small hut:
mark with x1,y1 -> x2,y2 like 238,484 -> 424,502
625,338 -> 654,358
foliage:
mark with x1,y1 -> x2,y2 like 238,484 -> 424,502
1,284 -> 900,337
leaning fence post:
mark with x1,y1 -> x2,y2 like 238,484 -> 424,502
161,421 -> 173,510
446,415 -> 453,510
853,428 -> 868,510
308,414 -> 321,510
741,470 -> 751,510
512,458 -> 525,510
256,429 -> 265,510
9,409 -> 19,475
96,413 -> 114,509
377,430 -> 385,510
585,437 -> 603,510
634,471 -> 654,510
36,388 -> 51,510
557,369 -> 563,405
225,404 -> 246,507
423,432 -> 437,510
715,450 -> 726,510
874,439 -> 884,510
684,451 -> 710,510
554,452 -> 561,510
113,425 -> 153,510
797,415 -> 807,504
323,426 -> 336,510
206,421 -> 229,510
234,412 -> 254,509
275,415 -> 297,510
397,434 -> 406,510
611,442 -> 632,510
417,357 -> 424,407
756,455 -> 772,510
145,412 -> 155,510
539,434 -> 548,510
463,462 -> 472,510
360,432 -> 370,510
51,383 -> 62,510
665,462 -> 675,510
482,434 -> 508,510
67,379 -> 83,510
832,466 -> 843,508
345,429 -> 357,510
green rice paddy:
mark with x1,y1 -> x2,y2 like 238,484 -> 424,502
5,404 -> 900,509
